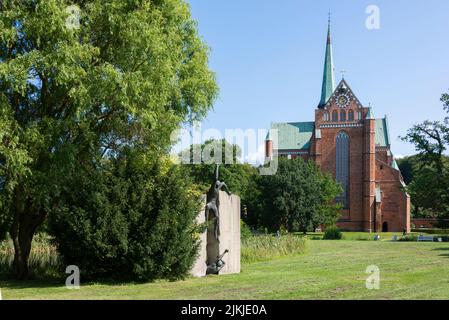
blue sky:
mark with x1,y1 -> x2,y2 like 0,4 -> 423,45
187,0 -> 449,162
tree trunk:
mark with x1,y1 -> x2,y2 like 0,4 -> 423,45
10,189 -> 46,279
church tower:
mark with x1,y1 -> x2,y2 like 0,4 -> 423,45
265,19 -> 411,232
318,18 -> 336,108
313,19 -> 377,230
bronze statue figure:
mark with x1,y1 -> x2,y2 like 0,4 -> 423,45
205,165 -> 231,242
206,249 -> 229,275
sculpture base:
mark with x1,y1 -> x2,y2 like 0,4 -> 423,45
190,191 -> 241,277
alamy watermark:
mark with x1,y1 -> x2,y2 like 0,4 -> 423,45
65,5 -> 81,30
365,5 -> 381,30
65,265 -> 80,290
365,265 -> 380,290
170,122 -> 279,175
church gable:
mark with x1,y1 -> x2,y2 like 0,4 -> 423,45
323,79 -> 364,110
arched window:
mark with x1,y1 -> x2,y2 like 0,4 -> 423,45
348,110 -> 354,121
323,112 -> 329,122
357,111 -> 362,120
336,131 -> 350,209
340,110 -> 347,122
332,110 -> 338,122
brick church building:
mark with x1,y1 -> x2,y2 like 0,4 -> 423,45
265,22 -> 410,232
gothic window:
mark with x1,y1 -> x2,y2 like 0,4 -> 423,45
323,112 -> 329,122
357,111 -> 362,120
332,110 -> 338,122
340,110 -> 347,122
348,110 -> 354,121
336,131 -> 350,209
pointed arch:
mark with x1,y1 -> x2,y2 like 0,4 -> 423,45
340,110 -> 347,122
348,110 -> 354,121
336,131 -> 350,209
332,110 -> 338,122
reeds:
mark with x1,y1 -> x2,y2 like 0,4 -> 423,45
241,235 -> 307,264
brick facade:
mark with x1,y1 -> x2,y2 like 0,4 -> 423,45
266,80 -> 411,232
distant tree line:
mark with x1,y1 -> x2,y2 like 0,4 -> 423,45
182,140 -> 343,234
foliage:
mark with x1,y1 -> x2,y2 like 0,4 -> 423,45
48,159 -> 202,282
179,139 -> 259,202
241,235 -> 307,263
396,155 -> 419,185
240,220 -> 253,240
0,0 -> 217,278
246,157 -> 342,233
401,93 -> 449,220
411,228 -> 449,235
0,233 -> 60,279
323,226 -> 342,240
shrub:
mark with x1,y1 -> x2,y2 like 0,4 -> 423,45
323,226 -> 342,240
241,220 -> 253,240
411,228 -> 449,235
49,160 -> 201,282
241,235 -> 307,263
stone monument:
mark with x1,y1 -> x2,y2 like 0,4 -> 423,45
190,165 -> 241,277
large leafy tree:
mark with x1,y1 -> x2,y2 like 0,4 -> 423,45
397,154 -> 449,218
0,0 -> 217,278
247,157 -> 342,233
401,93 -> 449,221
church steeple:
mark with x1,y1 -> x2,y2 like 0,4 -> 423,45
318,17 -> 336,108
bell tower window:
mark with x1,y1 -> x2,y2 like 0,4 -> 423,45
348,110 -> 354,121
340,110 -> 347,122
332,110 -> 338,122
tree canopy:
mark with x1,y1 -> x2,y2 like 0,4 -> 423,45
246,157 -> 342,233
0,0 -> 218,278
401,92 -> 449,222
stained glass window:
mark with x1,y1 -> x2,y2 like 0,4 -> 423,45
336,131 -> 350,209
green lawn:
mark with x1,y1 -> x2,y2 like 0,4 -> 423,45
1,238 -> 449,300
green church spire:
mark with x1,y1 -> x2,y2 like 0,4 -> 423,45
318,17 -> 336,108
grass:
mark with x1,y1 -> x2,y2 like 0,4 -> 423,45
0,234 -> 61,279
241,235 -> 306,263
1,235 -> 449,300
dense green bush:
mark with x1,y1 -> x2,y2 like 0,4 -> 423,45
49,159 -> 201,281
241,220 -> 253,240
241,235 -> 307,263
411,228 -> 449,235
398,234 -> 449,242
323,227 -> 342,240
